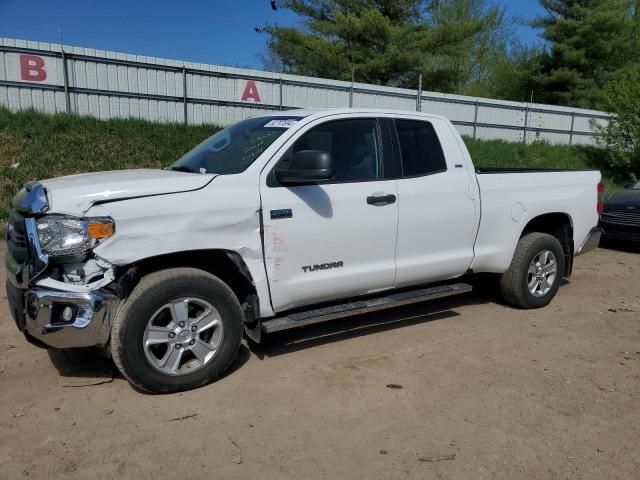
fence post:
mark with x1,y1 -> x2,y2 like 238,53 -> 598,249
569,112 -> 575,145
182,66 -> 188,125
473,100 -> 479,139
523,104 -> 529,144
61,48 -> 71,113
279,78 -> 283,110
416,74 -> 422,111
349,67 -> 355,108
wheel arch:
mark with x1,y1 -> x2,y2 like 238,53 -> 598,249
109,249 -> 263,341
519,212 -> 574,276
114,249 -> 258,309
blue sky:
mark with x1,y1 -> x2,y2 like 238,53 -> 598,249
0,0 -> 545,69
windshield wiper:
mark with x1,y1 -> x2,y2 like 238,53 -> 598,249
169,165 -> 198,173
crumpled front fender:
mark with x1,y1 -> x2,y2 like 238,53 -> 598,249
87,177 -> 274,317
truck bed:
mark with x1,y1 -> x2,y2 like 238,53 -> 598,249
471,168 -> 601,274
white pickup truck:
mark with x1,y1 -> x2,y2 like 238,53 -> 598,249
5,108 -> 603,393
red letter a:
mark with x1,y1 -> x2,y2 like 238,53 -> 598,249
241,80 -> 261,102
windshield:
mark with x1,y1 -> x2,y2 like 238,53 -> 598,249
170,116 -> 302,174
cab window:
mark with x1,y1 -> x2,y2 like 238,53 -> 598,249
290,118 -> 382,182
395,119 -> 447,177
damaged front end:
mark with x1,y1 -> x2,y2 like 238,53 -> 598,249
5,182 -> 120,349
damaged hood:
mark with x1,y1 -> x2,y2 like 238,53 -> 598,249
40,169 -> 216,215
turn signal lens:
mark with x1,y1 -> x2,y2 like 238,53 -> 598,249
88,220 -> 114,239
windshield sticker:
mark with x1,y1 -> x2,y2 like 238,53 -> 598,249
264,119 -> 299,128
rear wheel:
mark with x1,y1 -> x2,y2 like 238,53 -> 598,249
499,232 -> 565,309
110,268 -> 243,393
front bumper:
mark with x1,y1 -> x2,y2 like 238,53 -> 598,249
575,226 -> 602,256
6,183 -> 119,349
600,208 -> 640,242
600,222 -> 640,242
6,281 -> 118,349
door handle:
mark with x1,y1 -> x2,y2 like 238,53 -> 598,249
367,194 -> 396,206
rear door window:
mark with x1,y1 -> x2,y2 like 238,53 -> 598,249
394,119 -> 447,177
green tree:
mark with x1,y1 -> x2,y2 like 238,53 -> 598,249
597,65 -> 640,178
532,0 -> 640,109
479,43 -> 543,101
261,0 -> 511,92
427,0 -> 512,95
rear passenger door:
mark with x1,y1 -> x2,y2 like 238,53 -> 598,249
391,117 -> 479,288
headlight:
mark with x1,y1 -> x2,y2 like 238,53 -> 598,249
36,216 -> 115,257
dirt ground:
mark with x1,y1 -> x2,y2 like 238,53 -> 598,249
0,241 -> 639,480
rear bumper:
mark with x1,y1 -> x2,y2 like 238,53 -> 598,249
575,226 -> 602,256
6,281 -> 117,349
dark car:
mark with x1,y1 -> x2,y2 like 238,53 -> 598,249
600,180 -> 640,242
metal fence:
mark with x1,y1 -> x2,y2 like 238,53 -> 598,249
0,37 -> 611,145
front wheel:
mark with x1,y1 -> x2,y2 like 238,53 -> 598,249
110,268 -> 243,393
499,232 -> 565,309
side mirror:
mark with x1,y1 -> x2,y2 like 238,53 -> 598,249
275,150 -> 335,185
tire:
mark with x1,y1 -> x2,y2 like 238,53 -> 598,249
110,268 -> 243,393
499,232 -> 565,309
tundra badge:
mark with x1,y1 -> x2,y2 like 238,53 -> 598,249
302,261 -> 344,273
270,208 -> 293,219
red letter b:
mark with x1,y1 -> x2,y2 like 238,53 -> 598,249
20,55 -> 47,82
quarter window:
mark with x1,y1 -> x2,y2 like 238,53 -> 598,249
291,119 -> 381,182
395,119 -> 447,177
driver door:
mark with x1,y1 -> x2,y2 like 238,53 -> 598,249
260,117 -> 399,312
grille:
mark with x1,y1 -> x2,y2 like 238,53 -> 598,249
7,210 -> 28,263
602,226 -> 640,242
600,209 -> 640,227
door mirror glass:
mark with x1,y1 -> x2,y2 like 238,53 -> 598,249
275,150 -> 335,185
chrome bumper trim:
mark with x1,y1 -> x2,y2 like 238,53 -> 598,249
24,217 -> 49,285
22,288 -> 118,349
13,181 -> 49,215
575,226 -> 602,256
6,217 -> 49,289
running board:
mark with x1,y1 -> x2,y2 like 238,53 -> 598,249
261,283 -> 472,334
